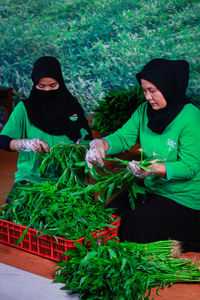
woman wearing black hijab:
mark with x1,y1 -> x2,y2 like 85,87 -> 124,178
86,58 -> 200,252
0,56 -> 92,185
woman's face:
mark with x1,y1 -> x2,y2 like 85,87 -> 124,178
36,77 -> 59,91
141,79 -> 167,110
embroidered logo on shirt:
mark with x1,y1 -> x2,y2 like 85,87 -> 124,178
69,114 -> 78,121
167,139 -> 176,151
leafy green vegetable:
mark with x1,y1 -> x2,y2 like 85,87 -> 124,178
0,181 -> 117,240
39,143 -> 89,187
54,239 -> 200,300
91,84 -> 145,135
88,152 -> 162,209
0,145 -> 159,244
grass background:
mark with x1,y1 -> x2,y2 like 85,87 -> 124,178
0,0 -> 200,113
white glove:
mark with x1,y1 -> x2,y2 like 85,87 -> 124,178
85,139 -> 105,168
128,160 -> 152,179
10,138 -> 50,153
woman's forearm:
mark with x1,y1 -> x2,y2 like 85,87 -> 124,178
102,139 -> 110,153
150,163 -> 166,178
10,139 -> 50,153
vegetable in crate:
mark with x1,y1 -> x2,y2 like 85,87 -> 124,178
1,143 -> 126,244
54,239 -> 200,300
0,180 -> 118,241
86,58 -> 200,252
0,56 -> 92,203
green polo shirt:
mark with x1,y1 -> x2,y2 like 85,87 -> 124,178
0,102 -> 90,183
104,102 -> 200,210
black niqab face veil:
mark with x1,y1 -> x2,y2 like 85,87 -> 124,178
23,56 -> 91,142
136,58 -> 190,134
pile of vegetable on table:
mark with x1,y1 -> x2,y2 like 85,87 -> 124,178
0,143 -> 199,299
54,239 -> 200,300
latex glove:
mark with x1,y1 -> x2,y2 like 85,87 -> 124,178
85,139 -> 105,168
10,138 -> 50,153
128,160 -> 152,179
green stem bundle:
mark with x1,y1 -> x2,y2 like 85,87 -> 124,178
88,154 -> 159,209
54,239 -> 200,300
39,143 -> 89,187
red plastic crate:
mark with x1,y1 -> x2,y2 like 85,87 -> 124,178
0,215 -> 120,261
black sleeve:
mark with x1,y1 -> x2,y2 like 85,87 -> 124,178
0,135 -> 13,151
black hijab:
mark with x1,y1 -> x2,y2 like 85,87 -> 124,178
136,58 -> 190,134
23,56 -> 92,142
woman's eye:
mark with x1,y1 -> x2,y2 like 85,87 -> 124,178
50,83 -> 57,88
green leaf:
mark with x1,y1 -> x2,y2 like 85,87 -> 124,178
14,228 -> 29,246
106,182 -> 116,202
128,190 -> 135,210
108,248 -> 117,259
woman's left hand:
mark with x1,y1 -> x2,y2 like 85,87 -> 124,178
128,161 -> 151,179
128,160 -> 166,179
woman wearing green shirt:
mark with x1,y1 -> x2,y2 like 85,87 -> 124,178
0,56 -> 91,193
86,58 -> 200,252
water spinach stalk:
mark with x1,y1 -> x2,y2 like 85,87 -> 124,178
88,151 -> 163,210
0,144 -> 162,243
39,143 -> 160,210
54,239 -> 200,300
39,144 -> 160,211
39,143 -> 90,187
91,84 -> 145,135
0,181 -> 117,240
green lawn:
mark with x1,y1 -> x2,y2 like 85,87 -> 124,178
0,0 -> 199,112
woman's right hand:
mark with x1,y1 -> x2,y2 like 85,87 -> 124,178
85,139 -> 106,168
10,138 -> 50,153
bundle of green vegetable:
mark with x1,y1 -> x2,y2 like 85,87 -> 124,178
54,239 -> 200,300
88,152 -> 162,210
38,143 -> 155,210
39,143 -> 89,187
0,180 -> 116,240
91,84 -> 145,135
